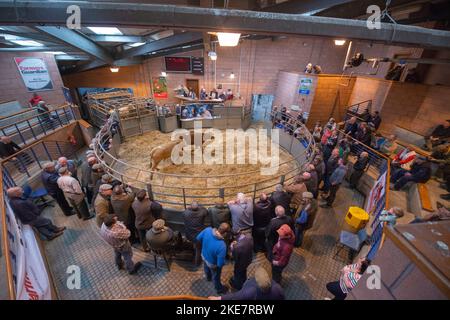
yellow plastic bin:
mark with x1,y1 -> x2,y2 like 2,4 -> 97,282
345,207 -> 369,232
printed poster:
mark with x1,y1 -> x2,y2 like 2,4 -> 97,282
299,78 -> 312,95
152,76 -> 168,99
14,57 -> 54,92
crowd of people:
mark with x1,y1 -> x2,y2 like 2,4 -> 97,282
4,104 -> 449,301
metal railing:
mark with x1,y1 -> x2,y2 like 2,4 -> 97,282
344,99 -> 372,122
93,112 -> 316,209
0,168 -> 15,299
0,104 -> 77,147
1,139 -> 82,186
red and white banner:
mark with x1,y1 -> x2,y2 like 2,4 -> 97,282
14,57 -> 54,92
5,200 -> 51,300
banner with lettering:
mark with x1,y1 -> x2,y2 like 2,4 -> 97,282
5,199 -> 51,300
14,57 -> 54,92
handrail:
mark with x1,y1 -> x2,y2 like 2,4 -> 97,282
0,122 -> 76,165
0,167 -> 16,299
93,112 -> 315,180
0,104 -> 73,132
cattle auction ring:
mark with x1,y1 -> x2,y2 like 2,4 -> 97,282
93,116 -> 315,210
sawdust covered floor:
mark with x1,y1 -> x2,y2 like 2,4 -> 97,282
117,129 -> 302,208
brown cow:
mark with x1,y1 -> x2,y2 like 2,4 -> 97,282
149,140 -> 182,172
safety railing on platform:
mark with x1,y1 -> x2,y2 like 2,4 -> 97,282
0,104 -> 77,147
343,99 -> 372,121
93,111 -> 316,210
1,139 -> 82,187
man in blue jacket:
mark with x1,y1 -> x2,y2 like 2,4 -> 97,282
321,159 -> 347,208
196,222 -> 231,294
41,162 -> 74,216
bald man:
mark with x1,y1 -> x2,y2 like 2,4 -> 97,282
41,162 -> 74,216
7,187 -> 65,240
56,156 -> 78,181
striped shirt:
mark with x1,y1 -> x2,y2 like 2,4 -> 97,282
339,263 -> 362,294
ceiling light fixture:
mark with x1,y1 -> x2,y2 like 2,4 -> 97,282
230,72 -> 235,79
217,32 -> 241,47
208,51 -> 217,61
110,66 -> 119,73
334,39 -> 346,46
161,71 -> 167,77
128,42 -> 145,48
87,27 -> 122,35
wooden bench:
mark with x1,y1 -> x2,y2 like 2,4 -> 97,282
417,183 -> 434,212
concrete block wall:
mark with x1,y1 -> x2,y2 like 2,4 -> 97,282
0,52 -> 66,108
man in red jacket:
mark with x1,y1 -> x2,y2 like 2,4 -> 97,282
272,224 -> 295,284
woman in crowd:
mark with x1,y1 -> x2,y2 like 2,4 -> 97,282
326,257 -> 371,300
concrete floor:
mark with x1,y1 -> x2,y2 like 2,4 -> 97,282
41,180 -> 365,300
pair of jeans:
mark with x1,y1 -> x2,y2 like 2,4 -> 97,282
252,227 -> 266,252
29,216 -> 60,239
326,184 -> 341,206
230,268 -> 247,290
322,174 -> 331,192
294,224 -> 306,247
68,198 -> 91,219
203,261 -> 224,293
326,281 -> 347,300
51,189 -> 73,215
114,242 -> 135,272
137,228 -> 150,251
272,264 -> 285,284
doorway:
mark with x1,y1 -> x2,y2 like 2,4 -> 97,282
251,94 -> 274,122
186,79 -> 199,97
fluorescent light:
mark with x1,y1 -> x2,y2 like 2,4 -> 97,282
208,51 -> 217,61
128,42 -> 145,47
10,40 -> 43,47
44,51 -> 67,55
230,72 -> 235,79
87,27 -> 122,35
217,32 -> 241,47
110,66 -> 119,73
334,39 -> 346,46
161,71 -> 167,77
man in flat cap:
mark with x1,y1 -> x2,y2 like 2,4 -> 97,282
80,156 -> 97,205
57,167 -> 93,220
293,191 -> 317,247
41,161 -> 74,216
95,184 -> 113,227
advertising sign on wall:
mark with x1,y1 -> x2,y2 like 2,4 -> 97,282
299,78 -> 312,95
152,76 -> 168,99
5,199 -> 51,300
365,171 -> 387,215
14,57 -> 54,92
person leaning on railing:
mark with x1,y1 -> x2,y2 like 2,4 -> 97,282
0,135 -> 29,173
7,186 -> 66,240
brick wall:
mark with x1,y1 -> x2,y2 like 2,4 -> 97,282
348,77 -> 392,112
0,52 -> 66,108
